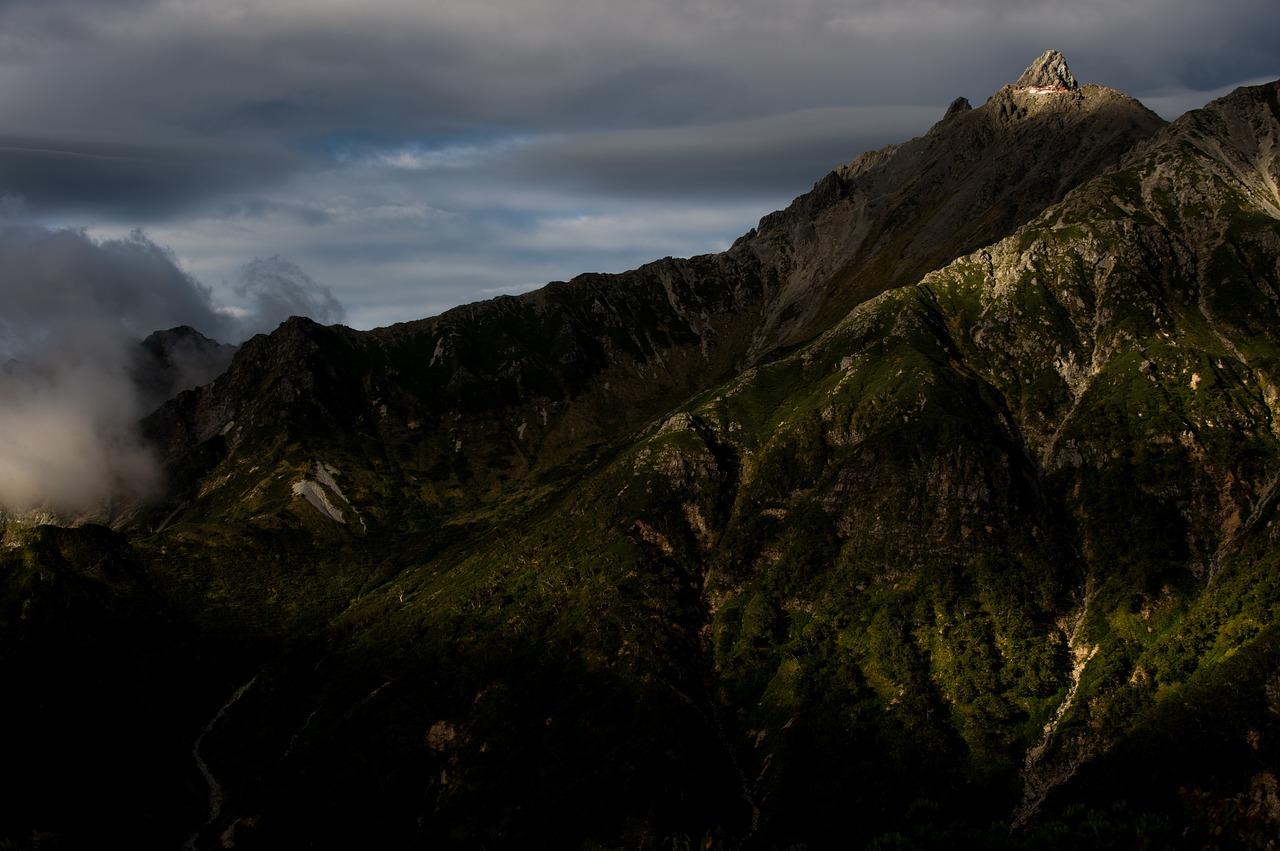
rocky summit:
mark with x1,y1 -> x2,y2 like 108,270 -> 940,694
4,54 -> 1280,850
1015,48 -> 1079,90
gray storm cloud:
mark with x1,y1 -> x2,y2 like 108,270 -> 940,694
2,0 -> 1277,330
0,225 -> 231,355
234,256 -> 347,339
0,225 -> 345,516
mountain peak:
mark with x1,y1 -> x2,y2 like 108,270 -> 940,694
1015,49 -> 1078,91
943,96 -> 973,119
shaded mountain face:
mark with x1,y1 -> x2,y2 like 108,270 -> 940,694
132,325 -> 238,414
5,55 -> 1280,850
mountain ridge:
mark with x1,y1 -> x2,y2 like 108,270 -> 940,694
5,56 -> 1280,849
140,53 -> 1166,537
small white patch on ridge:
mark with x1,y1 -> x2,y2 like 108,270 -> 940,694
291,461 -> 366,529
292,479 -> 345,523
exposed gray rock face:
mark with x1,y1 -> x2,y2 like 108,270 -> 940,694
1015,49 -> 1078,90
943,96 -> 972,120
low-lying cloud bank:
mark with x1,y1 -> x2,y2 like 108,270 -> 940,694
0,225 -> 345,517
1,327 -> 161,516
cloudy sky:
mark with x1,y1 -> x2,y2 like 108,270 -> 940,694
2,0 -> 1278,337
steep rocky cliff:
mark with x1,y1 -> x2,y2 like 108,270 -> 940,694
4,54 -> 1280,850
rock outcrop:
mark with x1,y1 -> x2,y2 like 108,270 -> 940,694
1015,48 -> 1079,91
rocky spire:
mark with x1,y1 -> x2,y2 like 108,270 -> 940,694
943,96 -> 972,120
1015,49 -> 1078,91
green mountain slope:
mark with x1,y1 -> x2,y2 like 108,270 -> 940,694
4,55 -> 1280,850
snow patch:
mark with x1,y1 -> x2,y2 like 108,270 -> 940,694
429,336 -> 448,368
314,461 -> 341,493
292,479 -> 345,523
291,461 -> 365,529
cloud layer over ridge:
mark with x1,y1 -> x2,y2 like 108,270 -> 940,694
0,226 -> 343,515
0,0 -> 1275,330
